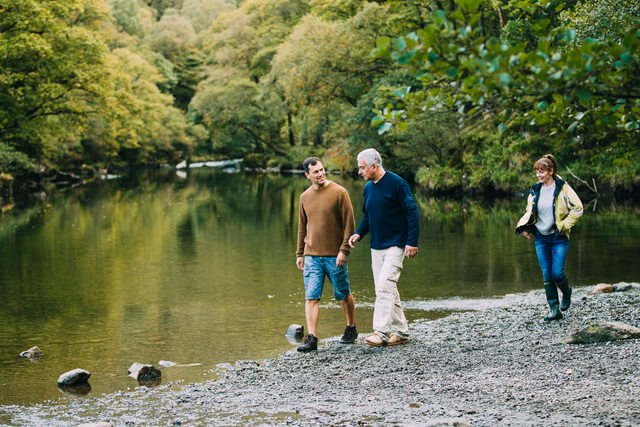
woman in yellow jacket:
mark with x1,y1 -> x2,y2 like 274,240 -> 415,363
516,154 -> 583,321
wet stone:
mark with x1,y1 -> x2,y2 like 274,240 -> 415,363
57,368 -> 91,386
128,362 -> 162,383
286,324 -> 304,339
19,346 -> 42,359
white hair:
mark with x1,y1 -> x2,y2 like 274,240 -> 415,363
357,148 -> 382,167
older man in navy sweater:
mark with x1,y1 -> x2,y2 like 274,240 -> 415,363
348,148 -> 419,347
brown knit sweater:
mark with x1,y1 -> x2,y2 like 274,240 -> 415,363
296,181 -> 355,257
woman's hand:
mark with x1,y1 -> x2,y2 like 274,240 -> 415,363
522,231 -> 531,240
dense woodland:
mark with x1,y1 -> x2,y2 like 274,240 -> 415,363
1,0 -> 639,195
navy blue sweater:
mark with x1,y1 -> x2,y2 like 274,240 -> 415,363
355,171 -> 420,249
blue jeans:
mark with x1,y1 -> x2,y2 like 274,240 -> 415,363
534,232 -> 569,283
303,256 -> 351,301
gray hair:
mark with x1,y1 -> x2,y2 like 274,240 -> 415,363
357,148 -> 382,167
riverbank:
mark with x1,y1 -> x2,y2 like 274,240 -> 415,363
1,284 -> 639,426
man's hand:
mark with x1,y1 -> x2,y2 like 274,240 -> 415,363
336,252 -> 347,267
522,231 -> 531,240
404,245 -> 418,259
296,256 -> 304,270
348,234 -> 360,248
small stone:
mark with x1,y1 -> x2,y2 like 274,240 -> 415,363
591,283 -> 614,294
57,368 -> 91,386
19,346 -> 42,359
286,324 -> 304,339
128,362 -> 162,382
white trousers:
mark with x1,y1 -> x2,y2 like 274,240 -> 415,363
371,246 -> 409,340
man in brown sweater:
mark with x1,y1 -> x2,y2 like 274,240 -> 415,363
296,157 -> 357,352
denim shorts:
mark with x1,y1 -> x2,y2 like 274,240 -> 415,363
303,256 -> 351,301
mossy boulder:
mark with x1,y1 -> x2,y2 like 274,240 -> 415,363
563,322 -> 640,344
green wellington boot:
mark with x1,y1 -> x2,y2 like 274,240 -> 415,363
555,277 -> 572,311
543,281 -> 563,321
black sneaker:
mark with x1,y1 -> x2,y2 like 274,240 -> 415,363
339,325 -> 358,344
297,334 -> 318,352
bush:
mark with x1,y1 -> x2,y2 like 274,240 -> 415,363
0,143 -> 38,177
415,165 -> 464,192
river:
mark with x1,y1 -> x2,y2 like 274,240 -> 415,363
0,168 -> 638,405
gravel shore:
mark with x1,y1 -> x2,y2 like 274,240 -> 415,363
2,284 -> 639,426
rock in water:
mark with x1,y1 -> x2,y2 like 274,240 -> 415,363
57,369 -> 91,386
563,322 -> 640,344
128,362 -> 162,382
19,346 -> 42,359
286,324 -> 304,339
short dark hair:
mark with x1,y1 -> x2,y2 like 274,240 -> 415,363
303,157 -> 322,173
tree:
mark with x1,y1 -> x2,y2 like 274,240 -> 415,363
148,10 -> 197,61
180,0 -> 234,34
144,0 -> 183,18
0,0 -> 114,169
103,48 -> 194,165
201,0 -> 309,82
107,0 -> 144,36
268,3 -> 393,151
372,0 -> 640,176
189,79 -> 286,157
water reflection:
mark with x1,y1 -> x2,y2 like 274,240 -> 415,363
58,383 -> 92,398
0,168 -> 638,405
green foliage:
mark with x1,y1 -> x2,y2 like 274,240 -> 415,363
201,0 -> 309,81
268,3 -> 393,152
415,165 -> 464,192
107,0 -> 144,37
153,53 -> 179,93
105,48 -> 195,165
372,1 -> 640,190
189,79 -> 286,157
0,142 -> 37,175
0,0 -> 114,162
559,0 -> 640,45
308,0 -> 365,21
2,0 -> 639,194
464,133 -> 533,191
172,48 -> 205,110
180,0 -> 234,34
148,11 -> 197,61
144,0 -> 183,17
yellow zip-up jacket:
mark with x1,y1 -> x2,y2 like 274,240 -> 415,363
515,177 -> 583,239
